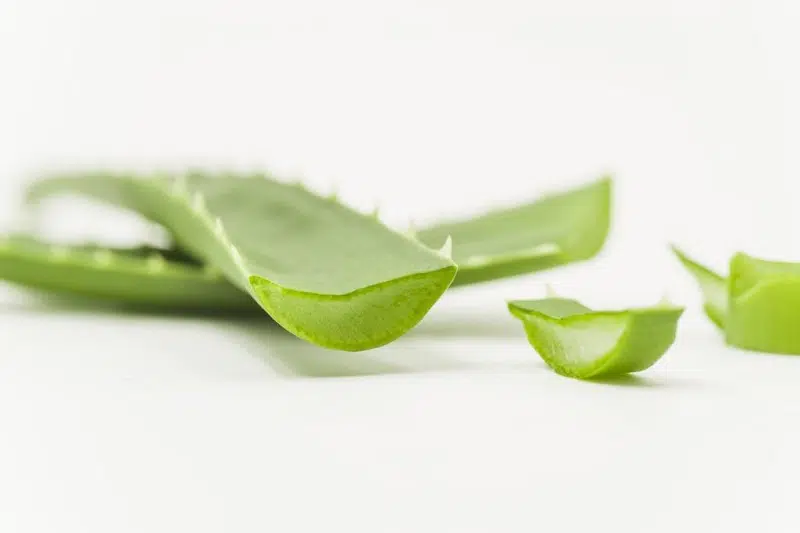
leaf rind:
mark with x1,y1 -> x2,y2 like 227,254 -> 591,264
508,298 -> 683,379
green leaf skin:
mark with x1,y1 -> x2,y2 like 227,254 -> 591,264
418,176 -> 611,286
672,247 -> 800,355
726,253 -> 800,354
5,175 -> 609,316
670,246 -> 727,328
26,173 -> 457,351
0,236 -> 254,310
508,297 -> 683,379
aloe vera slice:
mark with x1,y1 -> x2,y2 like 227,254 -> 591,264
508,297 -> 683,379
26,173 -> 457,351
0,235 -> 254,310
673,246 -> 800,354
418,177 -> 611,285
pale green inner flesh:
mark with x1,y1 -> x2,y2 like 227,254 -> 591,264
510,298 -> 626,365
509,298 -> 683,378
528,314 -> 628,366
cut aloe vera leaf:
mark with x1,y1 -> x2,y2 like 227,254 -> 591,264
26,173 -> 457,351
725,252 -> 800,354
672,246 -> 800,354
670,246 -> 727,329
418,176 -> 611,286
0,235 -> 254,310
508,297 -> 683,379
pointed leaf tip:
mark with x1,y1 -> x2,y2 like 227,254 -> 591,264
438,235 -> 453,259
657,293 -> 673,307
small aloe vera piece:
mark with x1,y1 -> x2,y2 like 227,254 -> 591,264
0,235 -> 253,310
508,297 -> 683,379
26,173 -> 457,351
418,176 -> 611,285
673,246 -> 800,354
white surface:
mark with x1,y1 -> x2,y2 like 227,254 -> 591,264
2,1 -> 800,531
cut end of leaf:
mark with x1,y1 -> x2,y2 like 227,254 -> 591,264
249,265 -> 458,351
509,297 -> 682,379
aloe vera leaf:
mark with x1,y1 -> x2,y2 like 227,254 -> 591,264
6,176 -> 609,313
670,246 -> 727,329
671,246 -> 800,354
0,235 -> 254,310
508,297 -> 683,379
417,176 -> 611,286
26,173 -> 457,351
724,252 -> 800,354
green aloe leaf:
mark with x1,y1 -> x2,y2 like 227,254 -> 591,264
0,235 -> 254,310
508,297 -> 683,379
670,246 -> 727,328
418,176 -> 611,285
26,173 -> 457,351
673,246 -> 800,354
14,173 -> 612,347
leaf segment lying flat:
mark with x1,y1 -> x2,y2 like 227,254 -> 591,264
26,173 -> 457,351
673,246 -> 800,354
15,174 -> 612,345
418,176 -> 611,285
508,297 -> 683,379
0,236 -> 254,310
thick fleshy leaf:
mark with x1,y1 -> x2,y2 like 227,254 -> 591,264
726,253 -> 800,354
0,235 -> 254,311
26,173 -> 457,351
418,177 -> 611,285
672,247 -> 800,354
508,297 -> 683,379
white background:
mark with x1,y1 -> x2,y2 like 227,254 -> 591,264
2,1 -> 800,531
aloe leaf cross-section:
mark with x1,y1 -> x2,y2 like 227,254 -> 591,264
26,173 -> 457,351
508,297 -> 683,379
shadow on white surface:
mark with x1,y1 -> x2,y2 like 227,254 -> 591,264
1,291 -> 693,388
